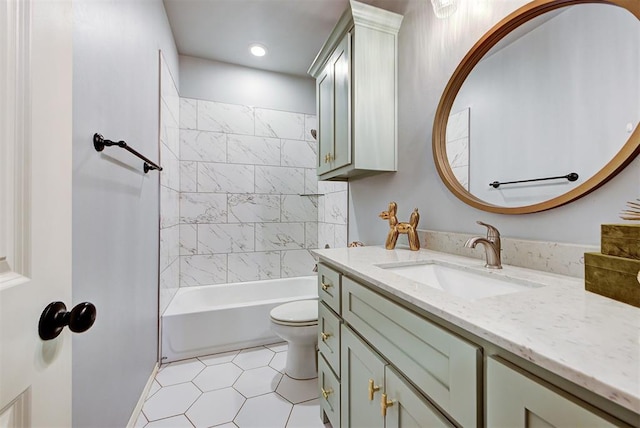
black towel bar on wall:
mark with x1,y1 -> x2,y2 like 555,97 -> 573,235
489,172 -> 578,189
93,133 -> 163,173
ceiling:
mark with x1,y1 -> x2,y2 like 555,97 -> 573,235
163,0 -> 409,77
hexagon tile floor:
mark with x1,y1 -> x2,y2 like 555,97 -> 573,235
135,343 -> 333,428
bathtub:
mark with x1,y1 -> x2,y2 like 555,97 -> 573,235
161,276 -> 318,363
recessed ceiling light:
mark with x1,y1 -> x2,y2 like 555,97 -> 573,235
249,44 -> 267,57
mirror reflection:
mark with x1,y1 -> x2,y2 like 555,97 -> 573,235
447,3 -> 639,207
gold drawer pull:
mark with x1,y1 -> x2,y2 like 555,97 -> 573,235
381,393 -> 394,417
321,282 -> 332,291
321,332 -> 332,342
321,387 -> 333,400
324,153 -> 334,163
368,379 -> 381,401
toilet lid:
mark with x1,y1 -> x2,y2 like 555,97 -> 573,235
270,299 -> 318,324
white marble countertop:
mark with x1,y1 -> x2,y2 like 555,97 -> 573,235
313,246 -> 640,414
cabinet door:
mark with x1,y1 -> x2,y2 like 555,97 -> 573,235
332,32 -> 351,171
487,357 -> 625,428
341,325 -> 386,428
384,366 -> 454,428
317,61 -> 334,175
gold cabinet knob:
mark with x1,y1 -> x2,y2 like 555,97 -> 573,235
368,379 -> 381,401
321,332 -> 332,342
321,282 -> 332,291
381,393 -> 394,417
321,387 -> 333,400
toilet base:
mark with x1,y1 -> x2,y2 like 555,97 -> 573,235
285,341 -> 317,380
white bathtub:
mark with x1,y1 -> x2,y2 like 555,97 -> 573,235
161,276 -> 318,363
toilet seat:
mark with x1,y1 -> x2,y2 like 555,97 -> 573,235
270,299 -> 318,326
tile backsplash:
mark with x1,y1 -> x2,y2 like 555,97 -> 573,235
419,229 -> 598,278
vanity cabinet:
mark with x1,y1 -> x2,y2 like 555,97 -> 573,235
308,1 -> 402,181
487,357 -> 624,427
317,260 -> 636,427
317,262 -> 479,427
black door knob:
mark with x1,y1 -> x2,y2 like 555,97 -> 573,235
38,301 -> 97,341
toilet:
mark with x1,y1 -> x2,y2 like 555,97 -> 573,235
269,299 -> 318,379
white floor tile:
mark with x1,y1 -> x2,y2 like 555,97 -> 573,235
269,351 -> 287,373
156,359 -> 206,387
143,383 -> 201,421
233,347 -> 275,370
146,380 -> 162,400
198,350 -> 239,366
276,376 -> 319,404
135,412 -> 148,427
234,393 -> 293,428
186,388 -> 245,428
193,363 -> 243,392
265,342 -> 288,353
233,366 -> 283,398
214,424 -> 238,428
286,399 -> 327,428
145,414 -> 194,427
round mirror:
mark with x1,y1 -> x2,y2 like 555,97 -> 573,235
433,0 -> 640,214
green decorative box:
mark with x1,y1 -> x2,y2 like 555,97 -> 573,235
584,252 -> 640,308
601,224 -> 640,260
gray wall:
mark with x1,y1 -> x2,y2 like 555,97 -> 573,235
179,55 -> 316,114
72,0 -> 178,426
349,0 -> 640,247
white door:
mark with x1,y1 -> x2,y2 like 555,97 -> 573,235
0,0 -> 73,426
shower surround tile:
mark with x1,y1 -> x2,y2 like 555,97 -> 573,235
281,140 -> 317,168
305,115 -> 317,142
179,98 -> 197,130
255,223 -> 306,251
227,252 -> 280,283
227,134 -> 281,166
281,195 -> 318,222
197,162 -> 254,193
180,254 -> 227,286
180,192 -> 227,224
171,96 -> 347,288
228,194 -> 281,223
180,129 -> 226,162
160,187 -> 180,229
255,108 -> 305,140
179,161 -> 197,192
198,223 -> 255,254
255,166 -> 305,195
198,100 -> 254,135
179,224 -> 197,256
160,143 -> 180,191
281,250 -> 316,278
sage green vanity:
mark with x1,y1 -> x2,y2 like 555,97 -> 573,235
314,247 -> 640,427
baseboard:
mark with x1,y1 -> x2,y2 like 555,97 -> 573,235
126,362 -> 159,428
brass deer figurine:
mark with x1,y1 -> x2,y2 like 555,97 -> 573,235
379,202 -> 420,251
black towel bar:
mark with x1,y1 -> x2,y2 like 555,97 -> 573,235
93,133 -> 163,173
490,172 -> 578,189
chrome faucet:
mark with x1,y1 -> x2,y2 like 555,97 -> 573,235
465,221 -> 502,269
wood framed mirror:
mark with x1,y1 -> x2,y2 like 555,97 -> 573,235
433,0 -> 640,214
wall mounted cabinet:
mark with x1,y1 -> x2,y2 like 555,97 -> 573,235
308,1 -> 403,180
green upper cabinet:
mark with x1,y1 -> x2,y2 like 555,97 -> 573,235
308,1 -> 403,181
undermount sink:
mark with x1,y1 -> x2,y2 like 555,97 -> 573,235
377,262 -> 543,300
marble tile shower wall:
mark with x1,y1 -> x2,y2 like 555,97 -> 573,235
159,55 -> 181,314
177,98 -> 346,286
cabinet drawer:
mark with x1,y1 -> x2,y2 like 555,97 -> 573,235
318,263 -> 341,314
319,353 -> 341,428
487,357 -> 627,427
342,277 -> 481,427
318,302 -> 341,378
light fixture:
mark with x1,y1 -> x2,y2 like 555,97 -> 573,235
430,0 -> 457,18
249,44 -> 267,57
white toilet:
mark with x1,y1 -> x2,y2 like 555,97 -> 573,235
269,299 -> 318,380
